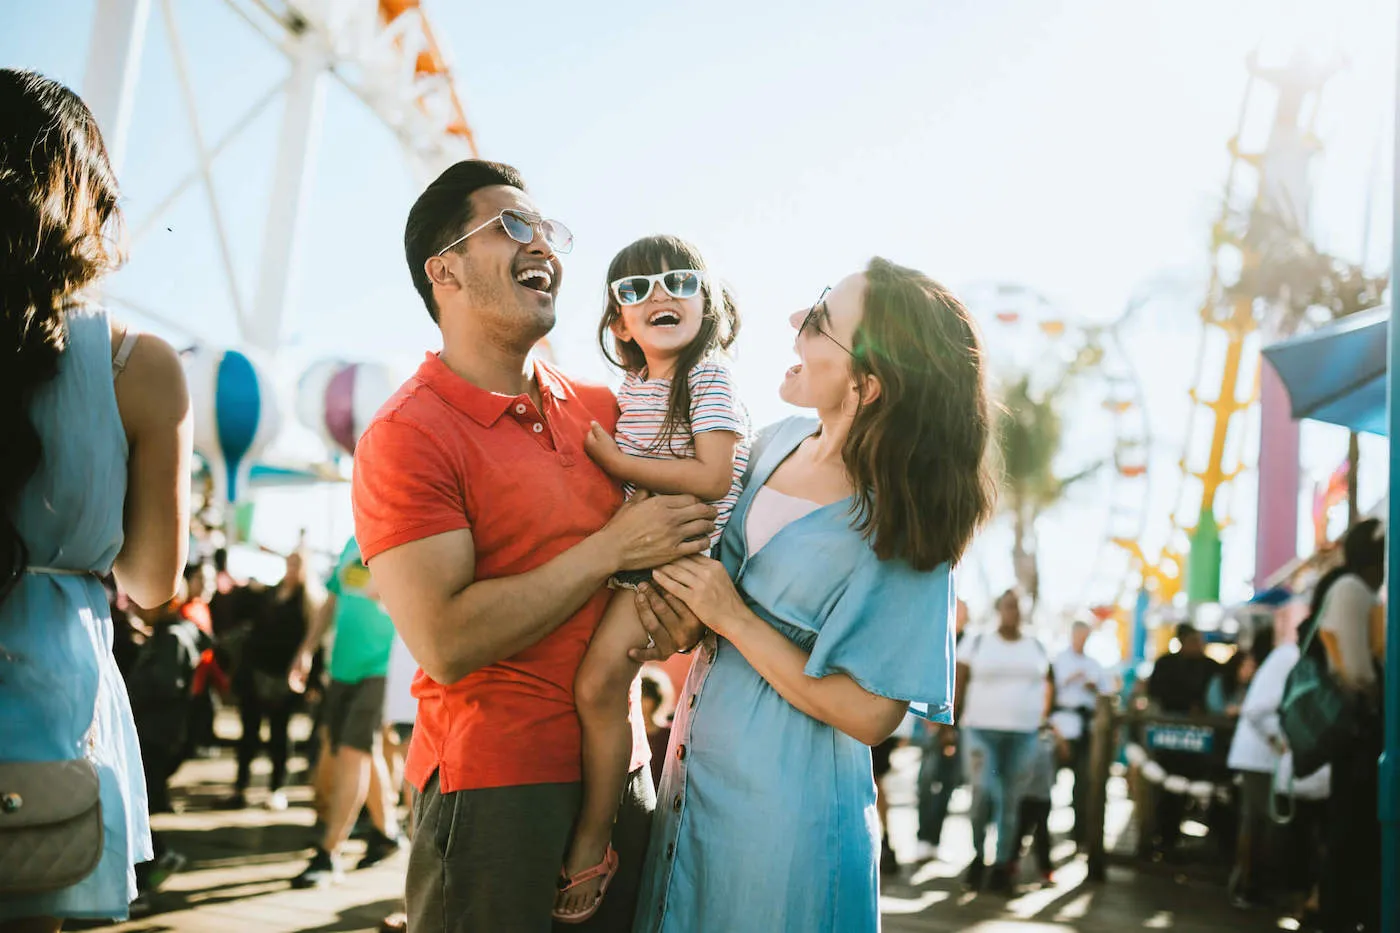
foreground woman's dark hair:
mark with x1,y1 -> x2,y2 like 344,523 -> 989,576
844,257 -> 997,571
0,68 -> 125,604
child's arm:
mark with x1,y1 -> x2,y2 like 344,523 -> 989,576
584,422 -> 738,501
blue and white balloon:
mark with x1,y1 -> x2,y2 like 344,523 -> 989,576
183,345 -> 281,505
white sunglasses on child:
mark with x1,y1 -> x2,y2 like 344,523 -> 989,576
609,269 -> 704,305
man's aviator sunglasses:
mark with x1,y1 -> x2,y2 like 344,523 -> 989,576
436,209 -> 574,256
610,269 -> 704,306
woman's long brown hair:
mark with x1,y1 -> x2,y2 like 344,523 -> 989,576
843,257 -> 997,571
0,69 -> 125,605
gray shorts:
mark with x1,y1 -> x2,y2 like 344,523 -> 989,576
322,676 -> 386,753
406,766 -> 655,933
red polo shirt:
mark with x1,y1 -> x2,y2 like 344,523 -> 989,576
352,353 -> 647,792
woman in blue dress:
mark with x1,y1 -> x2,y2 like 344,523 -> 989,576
0,70 -> 192,930
631,258 -> 997,932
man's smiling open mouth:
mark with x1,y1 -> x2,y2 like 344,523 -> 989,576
515,266 -> 554,295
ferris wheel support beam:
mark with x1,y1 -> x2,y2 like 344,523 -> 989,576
247,33 -> 328,355
82,0 -> 151,174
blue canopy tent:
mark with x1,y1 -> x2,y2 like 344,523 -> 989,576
1261,306 -> 1389,436
1262,301 -> 1397,931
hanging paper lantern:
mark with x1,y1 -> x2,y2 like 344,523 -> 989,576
183,345 -> 282,505
296,360 -> 396,457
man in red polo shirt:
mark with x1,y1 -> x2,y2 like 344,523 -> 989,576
353,160 -> 714,933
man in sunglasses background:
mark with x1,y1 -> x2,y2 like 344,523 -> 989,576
350,159 -> 715,932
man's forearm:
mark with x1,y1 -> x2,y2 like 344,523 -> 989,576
430,533 -> 619,683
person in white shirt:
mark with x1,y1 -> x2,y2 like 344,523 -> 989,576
954,589 -> 1052,894
1050,619 -> 1105,845
1311,518 -> 1384,933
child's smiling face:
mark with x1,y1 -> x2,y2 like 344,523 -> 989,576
609,260 -> 706,376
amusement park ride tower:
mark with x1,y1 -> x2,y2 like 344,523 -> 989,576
82,0 -> 479,357
1119,50 -> 1336,635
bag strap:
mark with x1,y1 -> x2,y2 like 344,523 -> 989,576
1268,757 -> 1296,826
1298,587 -> 1333,655
112,326 -> 139,378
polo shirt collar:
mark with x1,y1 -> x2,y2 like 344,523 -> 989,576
418,352 -> 572,427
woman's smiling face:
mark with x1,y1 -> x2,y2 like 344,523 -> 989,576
779,272 -> 865,412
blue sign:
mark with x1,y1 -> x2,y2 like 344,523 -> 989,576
1146,725 -> 1214,754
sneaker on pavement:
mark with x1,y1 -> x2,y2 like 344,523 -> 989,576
358,831 -> 406,870
963,859 -> 986,891
266,790 -> 289,812
379,911 -> 408,933
291,848 -> 342,889
145,850 -> 189,891
985,863 -> 1017,896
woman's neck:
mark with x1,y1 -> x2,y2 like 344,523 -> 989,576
809,409 -> 853,465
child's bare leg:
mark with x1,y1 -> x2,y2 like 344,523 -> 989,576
556,589 -> 649,915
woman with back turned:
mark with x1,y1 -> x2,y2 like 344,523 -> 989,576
0,69 -> 192,931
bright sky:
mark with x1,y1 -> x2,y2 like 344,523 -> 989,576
5,0 -> 1396,625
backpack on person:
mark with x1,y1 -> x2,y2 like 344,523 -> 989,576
1277,599 -> 1360,780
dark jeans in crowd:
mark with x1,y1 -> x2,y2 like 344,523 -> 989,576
1016,797 -> 1053,875
917,730 -> 962,848
235,687 -> 296,793
1066,730 -> 1093,843
1321,738 -> 1381,933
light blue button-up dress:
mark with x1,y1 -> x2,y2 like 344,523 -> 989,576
634,416 -> 957,933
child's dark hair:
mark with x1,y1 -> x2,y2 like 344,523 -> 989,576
597,235 -> 739,453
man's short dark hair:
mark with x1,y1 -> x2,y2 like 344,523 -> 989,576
1175,622 -> 1200,643
403,159 -> 526,322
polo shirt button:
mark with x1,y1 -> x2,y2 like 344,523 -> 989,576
672,794 -> 683,812
532,422 -> 544,434
515,403 -> 527,414
676,744 -> 686,760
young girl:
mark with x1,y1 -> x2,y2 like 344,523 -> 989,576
554,235 -> 748,922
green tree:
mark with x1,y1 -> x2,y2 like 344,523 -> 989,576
996,356 -> 1101,614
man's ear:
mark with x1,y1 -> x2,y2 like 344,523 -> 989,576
425,254 -> 458,292
610,316 -> 634,344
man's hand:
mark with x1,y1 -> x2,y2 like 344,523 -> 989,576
287,647 -> 314,694
601,492 -> 717,572
629,582 -> 706,663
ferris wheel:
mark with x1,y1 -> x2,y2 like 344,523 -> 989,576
962,282 -> 1153,614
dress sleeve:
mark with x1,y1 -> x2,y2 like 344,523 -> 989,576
803,553 -> 957,723
688,362 -> 748,436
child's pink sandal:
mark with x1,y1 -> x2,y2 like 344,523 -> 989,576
552,845 -> 620,924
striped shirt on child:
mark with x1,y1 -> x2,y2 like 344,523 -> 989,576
614,360 -> 750,546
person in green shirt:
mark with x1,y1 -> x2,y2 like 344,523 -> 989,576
288,537 -> 403,887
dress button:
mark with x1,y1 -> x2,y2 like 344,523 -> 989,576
515,403 -> 527,414
672,794 -> 683,812
532,422 -> 544,434
676,744 -> 686,760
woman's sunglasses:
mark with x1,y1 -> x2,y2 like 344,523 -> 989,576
800,287 -> 855,357
436,208 -> 574,256
610,269 -> 704,306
